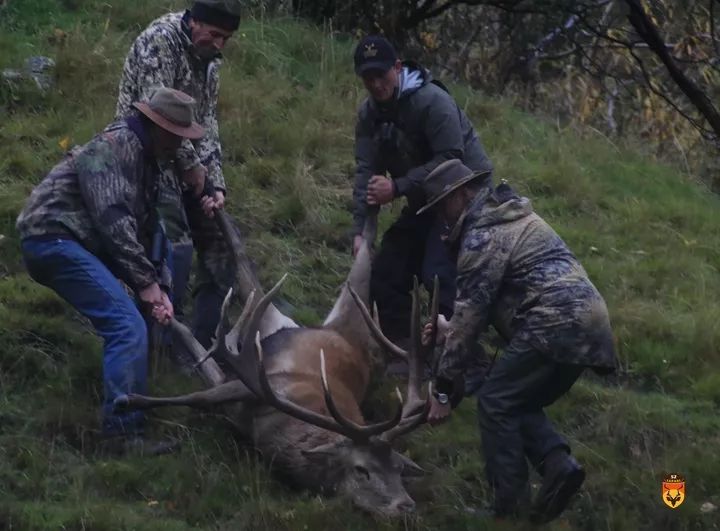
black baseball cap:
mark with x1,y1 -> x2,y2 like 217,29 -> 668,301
353,35 -> 398,75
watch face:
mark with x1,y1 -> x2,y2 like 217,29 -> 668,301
437,393 -> 449,405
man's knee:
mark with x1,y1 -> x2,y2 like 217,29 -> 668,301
476,382 -> 511,426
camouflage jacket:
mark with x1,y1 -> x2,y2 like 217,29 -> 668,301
116,10 -> 225,191
16,115 -> 171,292
435,183 -> 618,393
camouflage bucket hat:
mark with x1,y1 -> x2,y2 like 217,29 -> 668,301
132,87 -> 205,140
416,159 -> 492,215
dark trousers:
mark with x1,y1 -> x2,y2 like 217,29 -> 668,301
370,208 -> 457,342
164,240 -> 224,349
476,338 -> 584,514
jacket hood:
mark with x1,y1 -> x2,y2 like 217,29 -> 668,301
397,60 -> 430,98
448,182 -> 533,242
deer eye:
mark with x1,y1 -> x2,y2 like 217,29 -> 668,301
354,465 -> 370,480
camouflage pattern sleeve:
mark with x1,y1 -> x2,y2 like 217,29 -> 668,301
436,225 -> 510,384
75,138 -> 158,291
117,28 -> 180,117
194,62 -> 224,191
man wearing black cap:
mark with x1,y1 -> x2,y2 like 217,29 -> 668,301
350,34 -> 494,365
116,0 -> 241,358
418,159 -> 618,523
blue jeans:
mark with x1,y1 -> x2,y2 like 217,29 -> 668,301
21,237 -> 147,436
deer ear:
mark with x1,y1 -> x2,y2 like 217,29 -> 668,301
395,452 -> 427,477
301,441 -> 342,466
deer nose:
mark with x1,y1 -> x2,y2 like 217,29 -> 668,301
393,498 -> 416,514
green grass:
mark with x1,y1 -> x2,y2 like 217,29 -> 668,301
1,0 -> 719,529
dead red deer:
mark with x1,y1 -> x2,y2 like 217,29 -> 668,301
114,209 -> 438,517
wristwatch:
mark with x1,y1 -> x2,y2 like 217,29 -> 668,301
435,392 -> 449,405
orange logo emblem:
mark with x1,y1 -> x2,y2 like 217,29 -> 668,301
662,473 -> 685,509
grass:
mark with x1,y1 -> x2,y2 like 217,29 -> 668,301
1,0 -> 719,529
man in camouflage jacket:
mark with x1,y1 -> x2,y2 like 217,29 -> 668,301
419,159 -> 618,523
17,87 -> 205,456
116,0 -> 241,349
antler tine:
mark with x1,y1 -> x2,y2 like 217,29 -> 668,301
320,349 -> 404,438
219,273 -> 288,397
378,276 -> 436,441
213,287 -> 234,348
405,276 -> 424,411
193,287 -> 234,368
224,288 -> 256,357
423,275 -> 441,375
348,285 -> 408,359
380,381 -> 432,442
254,332 -> 363,441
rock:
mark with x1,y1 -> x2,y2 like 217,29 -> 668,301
2,56 -> 55,92
25,56 -> 56,91
700,502 -> 717,513
1,69 -> 23,81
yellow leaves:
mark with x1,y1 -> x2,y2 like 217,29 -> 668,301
48,27 -> 68,46
58,136 -> 71,152
419,31 -> 439,50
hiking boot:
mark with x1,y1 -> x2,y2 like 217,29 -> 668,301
96,435 -> 181,458
529,450 -> 585,524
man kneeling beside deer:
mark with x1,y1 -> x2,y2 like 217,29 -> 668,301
417,159 -> 618,524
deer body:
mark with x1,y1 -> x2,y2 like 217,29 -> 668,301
245,327 -> 370,460
117,210 -> 434,516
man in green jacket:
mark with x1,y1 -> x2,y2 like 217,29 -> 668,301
420,159 -> 618,523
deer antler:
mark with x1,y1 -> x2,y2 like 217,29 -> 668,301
348,285 -> 408,359
193,287 -> 257,369
379,275 -> 438,442
254,332 -> 405,443
167,318 -> 226,386
213,273 -> 289,397
348,275 -> 437,441
320,349 -> 404,437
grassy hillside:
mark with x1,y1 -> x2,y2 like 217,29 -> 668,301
1,1 -> 719,529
